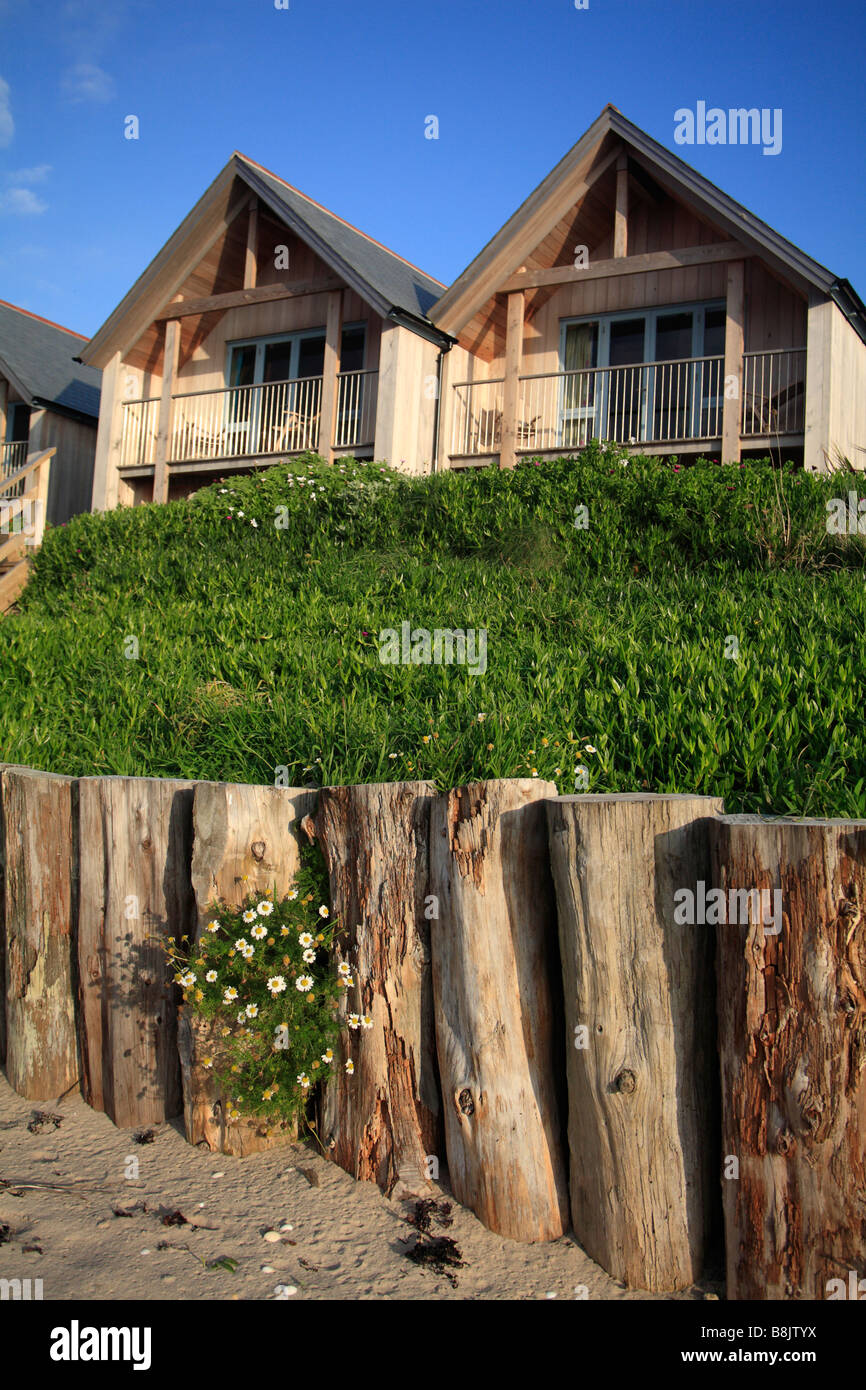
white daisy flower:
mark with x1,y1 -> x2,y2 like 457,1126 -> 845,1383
257,901 -> 274,916
224,986 -> 239,1003
177,971 -> 196,988
348,1013 -> 361,1030
298,932 -> 314,948
345,1059 -> 355,1075
267,976 -> 287,996
242,910 -> 257,924
205,970 -> 218,983
240,944 -> 255,960
295,975 -> 314,993
338,962 -> 352,978
318,905 -> 329,919
361,1014 -> 374,1030
246,1004 -> 259,1018
206,920 -> 220,933
321,1049 -> 334,1064
297,1074 -> 310,1089
251,925 -> 267,940
235,938 -> 249,951
303,948 -> 316,963
287,890 -> 299,901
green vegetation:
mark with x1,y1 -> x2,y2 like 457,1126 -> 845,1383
1,444 -> 864,818
165,844 -> 346,1131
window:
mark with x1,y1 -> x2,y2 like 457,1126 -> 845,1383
224,324 -> 366,454
560,301 -> 725,445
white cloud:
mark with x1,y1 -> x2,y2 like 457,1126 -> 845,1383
0,76 -> 13,147
61,62 -> 115,103
0,187 -> 48,215
7,163 -> 51,184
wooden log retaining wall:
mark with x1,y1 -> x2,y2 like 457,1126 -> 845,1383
0,764 -> 864,1299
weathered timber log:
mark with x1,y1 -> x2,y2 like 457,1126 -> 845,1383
430,779 -> 569,1241
77,776 -> 196,1127
303,782 -> 441,1196
546,793 -> 724,1289
1,767 -> 79,1098
712,814 -> 866,1300
180,781 -> 315,1156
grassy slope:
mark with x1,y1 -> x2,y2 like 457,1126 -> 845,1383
1,446 -> 864,818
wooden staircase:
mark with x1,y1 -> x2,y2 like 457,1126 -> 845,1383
0,448 -> 55,613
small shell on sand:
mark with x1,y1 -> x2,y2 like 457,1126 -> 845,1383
262,1230 -> 282,1243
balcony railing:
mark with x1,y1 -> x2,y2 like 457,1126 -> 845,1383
334,369 -> 378,451
450,378 -> 505,456
450,350 -> 807,457
119,397 -> 160,469
119,371 -> 378,468
741,349 -> 806,436
1,441 -> 28,496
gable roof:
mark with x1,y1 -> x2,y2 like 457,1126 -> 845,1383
430,104 -> 866,345
0,298 -> 101,419
236,154 -> 446,327
80,154 -> 451,367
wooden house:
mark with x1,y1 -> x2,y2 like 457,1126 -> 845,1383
80,153 -> 451,508
430,105 -> 866,474
0,299 -> 101,522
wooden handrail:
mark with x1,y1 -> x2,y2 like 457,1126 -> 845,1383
0,446 -> 56,493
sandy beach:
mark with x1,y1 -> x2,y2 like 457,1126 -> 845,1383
0,1073 -> 722,1303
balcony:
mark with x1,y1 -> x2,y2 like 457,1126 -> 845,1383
119,369 -> 378,471
449,349 -> 806,461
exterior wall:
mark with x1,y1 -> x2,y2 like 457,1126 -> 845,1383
175,289 -> 382,394
804,297 -> 866,473
29,409 -> 97,524
373,323 -> 440,474
828,303 -> 866,470
482,261 -> 806,378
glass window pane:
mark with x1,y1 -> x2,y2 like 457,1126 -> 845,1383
703,308 -> 726,357
340,327 -> 366,373
263,340 -> 293,383
229,345 -> 257,388
655,312 -> 693,361
297,335 -> 326,378
563,322 -> 598,371
609,318 -> 645,366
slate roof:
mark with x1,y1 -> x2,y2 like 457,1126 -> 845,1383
235,154 -> 447,328
0,299 -> 101,419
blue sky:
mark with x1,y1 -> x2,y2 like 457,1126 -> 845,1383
0,0 -> 864,337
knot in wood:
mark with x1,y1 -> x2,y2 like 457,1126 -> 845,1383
457,1088 -> 475,1116
614,1068 -> 637,1094
250,840 -> 266,862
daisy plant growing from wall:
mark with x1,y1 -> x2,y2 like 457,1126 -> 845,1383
165,845 -> 351,1131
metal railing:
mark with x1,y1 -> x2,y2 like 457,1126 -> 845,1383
120,371 -> 379,466
1,441 -> 28,496
517,357 -> 726,451
170,376 -> 323,462
119,397 -> 160,468
334,369 -> 378,451
741,349 -> 806,436
450,378 -> 505,456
